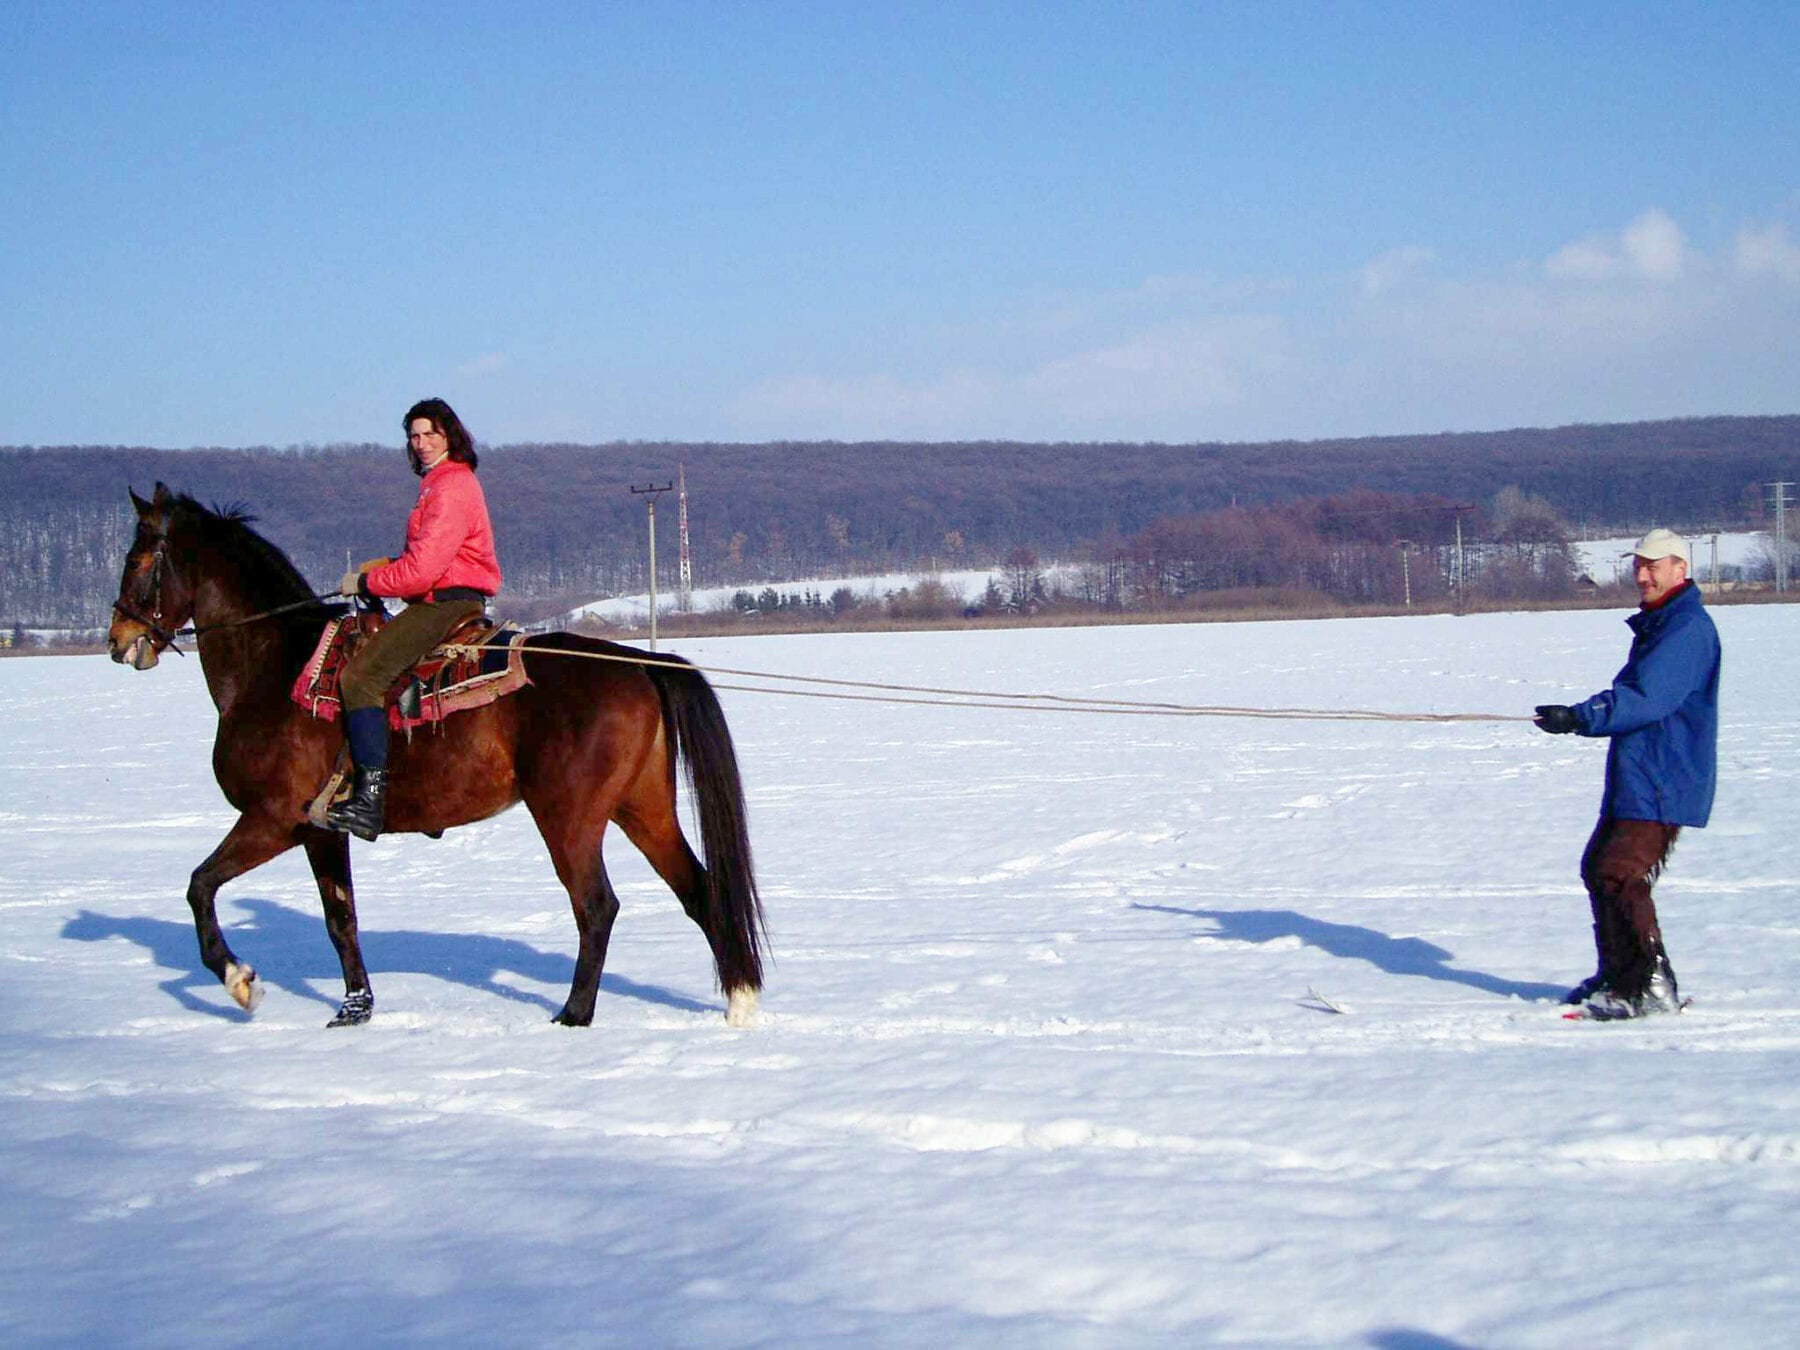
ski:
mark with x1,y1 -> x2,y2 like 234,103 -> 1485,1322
1561,996 -> 1693,1022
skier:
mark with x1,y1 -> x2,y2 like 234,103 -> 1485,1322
1532,528 -> 1720,1019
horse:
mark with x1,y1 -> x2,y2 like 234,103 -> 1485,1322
105,483 -> 764,1029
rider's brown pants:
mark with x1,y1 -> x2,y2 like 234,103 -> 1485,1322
339,598 -> 484,711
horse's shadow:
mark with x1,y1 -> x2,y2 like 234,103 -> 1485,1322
1133,903 -> 1567,1003
61,896 -> 716,1021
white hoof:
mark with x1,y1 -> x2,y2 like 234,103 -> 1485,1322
225,962 -> 264,1013
725,986 -> 759,1028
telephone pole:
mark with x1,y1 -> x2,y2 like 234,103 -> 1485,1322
631,482 -> 673,649
1451,505 -> 1473,616
1772,482 -> 1793,594
677,463 -> 693,613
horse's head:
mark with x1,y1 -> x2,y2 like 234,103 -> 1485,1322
108,483 -> 192,669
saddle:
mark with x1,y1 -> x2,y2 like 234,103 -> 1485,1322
294,609 -> 533,831
291,609 -> 532,733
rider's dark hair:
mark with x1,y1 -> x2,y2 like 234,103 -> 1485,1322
404,398 -> 479,475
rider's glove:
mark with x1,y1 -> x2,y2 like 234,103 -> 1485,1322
339,557 -> 389,597
1533,704 -> 1579,735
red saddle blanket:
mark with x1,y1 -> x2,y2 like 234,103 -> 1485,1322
291,612 -> 532,732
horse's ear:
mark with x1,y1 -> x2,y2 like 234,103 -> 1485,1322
152,482 -> 172,508
129,487 -> 152,517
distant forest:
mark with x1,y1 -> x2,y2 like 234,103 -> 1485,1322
3,414 -> 1797,628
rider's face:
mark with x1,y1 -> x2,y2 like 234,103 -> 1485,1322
408,418 -> 447,466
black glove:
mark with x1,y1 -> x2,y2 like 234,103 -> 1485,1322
1533,704 -> 1579,735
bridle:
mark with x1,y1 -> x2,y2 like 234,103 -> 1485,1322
113,537 -> 339,656
111,540 -> 187,654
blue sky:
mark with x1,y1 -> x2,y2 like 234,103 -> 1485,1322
3,1 -> 1797,448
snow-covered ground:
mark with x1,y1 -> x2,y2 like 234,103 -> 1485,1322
576,533 -> 1772,624
3,604 -> 1796,1347
573,568 -> 1013,623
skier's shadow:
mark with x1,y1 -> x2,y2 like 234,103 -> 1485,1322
61,896 -> 715,1021
1133,903 -> 1567,1002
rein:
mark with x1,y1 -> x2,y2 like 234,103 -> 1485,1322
114,538 -> 340,653
111,593 -> 341,653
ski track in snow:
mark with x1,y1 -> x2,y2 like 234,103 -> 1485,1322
3,607 -> 1798,1347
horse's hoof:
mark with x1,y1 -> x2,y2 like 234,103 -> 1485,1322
225,962 -> 263,1013
551,1007 -> 593,1027
725,986 -> 760,1028
327,989 -> 373,1027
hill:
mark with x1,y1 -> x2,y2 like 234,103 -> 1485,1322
4,414 -> 1797,627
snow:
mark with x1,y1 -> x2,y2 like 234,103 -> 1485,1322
580,536 -> 1775,624
573,568 -> 1003,622
3,605 -> 1797,1347
572,566 -> 1093,623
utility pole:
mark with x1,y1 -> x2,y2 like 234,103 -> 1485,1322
1773,482 -> 1794,594
1451,505 -> 1473,616
1397,541 -> 1412,609
677,463 -> 693,613
631,482 -> 673,649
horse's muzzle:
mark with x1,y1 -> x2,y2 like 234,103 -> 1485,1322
110,633 -> 160,670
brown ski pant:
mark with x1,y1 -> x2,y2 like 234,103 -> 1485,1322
1579,816 -> 1680,998
340,598 -> 485,711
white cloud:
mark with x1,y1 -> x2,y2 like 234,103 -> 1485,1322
1542,239 -> 1619,282
457,352 -> 508,378
1359,246 -> 1435,296
733,370 -> 997,438
1021,318 -> 1283,422
732,317 -> 1285,441
726,206 -> 1800,443
1734,222 -> 1800,282
1544,208 -> 1686,282
1621,209 -> 1686,279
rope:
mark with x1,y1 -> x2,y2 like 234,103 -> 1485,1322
449,640 -> 1529,724
187,592 -> 343,636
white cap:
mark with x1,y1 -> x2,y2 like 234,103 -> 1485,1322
1624,528 -> 1689,564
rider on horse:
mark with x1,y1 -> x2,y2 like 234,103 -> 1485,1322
326,398 -> 503,841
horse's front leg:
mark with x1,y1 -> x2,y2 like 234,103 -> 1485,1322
301,828 -> 373,1027
188,812 -> 301,1014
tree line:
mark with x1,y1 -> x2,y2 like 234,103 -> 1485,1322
3,414 -> 1796,629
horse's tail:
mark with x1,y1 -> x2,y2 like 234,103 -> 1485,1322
646,656 -> 766,992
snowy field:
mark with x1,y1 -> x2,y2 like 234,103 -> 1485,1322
573,567 -> 1014,623
573,534 -> 1772,624
3,605 -> 1797,1347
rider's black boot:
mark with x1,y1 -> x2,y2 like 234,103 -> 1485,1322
325,766 -> 389,841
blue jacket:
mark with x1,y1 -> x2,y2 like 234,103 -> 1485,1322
1573,582 -> 1720,827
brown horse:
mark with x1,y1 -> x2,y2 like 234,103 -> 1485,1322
106,483 -> 764,1028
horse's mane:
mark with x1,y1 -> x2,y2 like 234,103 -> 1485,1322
168,492 -> 318,607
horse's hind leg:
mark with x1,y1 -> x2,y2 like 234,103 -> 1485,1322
300,828 -> 373,1027
525,802 -> 622,1026
615,793 -> 759,1027
187,811 -> 300,1014
560,858 -> 623,1027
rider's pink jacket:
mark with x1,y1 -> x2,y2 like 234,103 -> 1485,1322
363,459 -> 503,602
